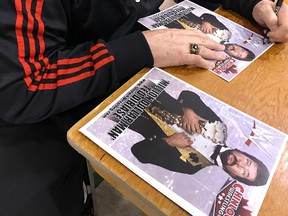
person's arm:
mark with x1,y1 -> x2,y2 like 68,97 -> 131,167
0,2 -> 153,124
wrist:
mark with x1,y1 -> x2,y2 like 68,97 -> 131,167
163,137 -> 173,147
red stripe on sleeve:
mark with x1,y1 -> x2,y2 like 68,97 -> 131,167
57,61 -> 93,75
93,56 -> 115,71
57,70 -> 96,86
15,1 -> 115,91
26,0 -> 46,72
25,0 -> 36,63
35,0 -> 45,59
15,0 -> 33,79
46,63 -> 57,70
90,43 -> 106,52
28,70 -> 95,91
57,55 -> 91,65
92,49 -> 109,61
28,54 -> 115,91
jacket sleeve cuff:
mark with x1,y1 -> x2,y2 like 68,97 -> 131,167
106,31 -> 154,82
222,0 -> 262,22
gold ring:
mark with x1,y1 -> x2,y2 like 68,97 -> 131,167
189,43 -> 200,55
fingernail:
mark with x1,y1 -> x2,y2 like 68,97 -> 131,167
220,54 -> 226,59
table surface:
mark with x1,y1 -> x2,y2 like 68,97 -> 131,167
67,6 -> 288,216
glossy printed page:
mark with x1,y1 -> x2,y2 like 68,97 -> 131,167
138,0 -> 274,82
80,67 -> 287,216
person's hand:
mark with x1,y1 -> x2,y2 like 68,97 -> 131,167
253,0 -> 288,42
201,21 -> 216,34
142,28 -> 226,69
182,108 -> 207,134
164,132 -> 194,150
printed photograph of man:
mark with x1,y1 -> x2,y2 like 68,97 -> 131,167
221,149 -> 269,186
129,90 -> 269,186
165,12 -> 232,44
224,43 -> 256,61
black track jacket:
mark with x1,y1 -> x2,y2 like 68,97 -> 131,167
0,0 -> 260,138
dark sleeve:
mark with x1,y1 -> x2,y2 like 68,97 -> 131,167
153,91 -> 184,115
221,0 -> 262,21
0,1 -> 153,124
128,112 -> 168,141
165,21 -> 185,29
184,12 -> 202,24
178,91 -> 221,122
176,0 -> 261,22
106,31 -> 153,81
200,13 -> 228,30
131,139 -> 201,174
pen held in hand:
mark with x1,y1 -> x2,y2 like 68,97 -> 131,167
274,0 -> 284,15
262,0 -> 284,44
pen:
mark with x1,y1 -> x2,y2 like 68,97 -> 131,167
262,0 -> 283,44
274,0 -> 284,15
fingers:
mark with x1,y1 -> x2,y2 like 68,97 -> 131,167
199,117 -> 208,122
252,0 -> 275,27
181,31 -> 226,68
259,4 -> 278,31
165,132 -> 193,148
178,132 -> 193,147
253,1 -> 288,42
185,146 -> 196,151
184,134 -> 193,146
195,123 -> 201,134
266,4 -> 288,42
170,28 -> 225,50
264,14 -> 278,32
143,28 -> 226,68
181,35 -> 226,69
191,122 -> 201,134
195,32 -> 225,51
183,55 -> 218,70
192,57 -> 215,70
267,25 -> 288,42
182,121 -> 201,134
182,116 -> 207,134
198,45 -> 226,60
182,122 -> 191,133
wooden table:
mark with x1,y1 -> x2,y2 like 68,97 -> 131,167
67,7 -> 288,216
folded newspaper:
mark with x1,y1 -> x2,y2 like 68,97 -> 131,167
80,67 -> 287,216
138,0 -> 273,82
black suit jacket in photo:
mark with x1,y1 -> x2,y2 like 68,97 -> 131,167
130,90 -> 222,174
165,12 -> 230,43
166,13 -> 228,31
